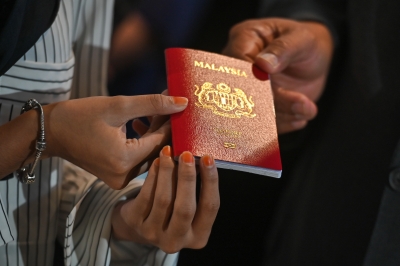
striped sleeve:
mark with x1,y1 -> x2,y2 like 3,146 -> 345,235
0,194 -> 14,246
59,162 -> 178,266
70,0 -> 114,99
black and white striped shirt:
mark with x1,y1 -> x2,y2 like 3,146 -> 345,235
0,0 -> 177,265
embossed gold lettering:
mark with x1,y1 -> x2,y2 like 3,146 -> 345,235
194,61 -> 247,78
224,142 -> 236,149
194,61 -> 204,67
214,127 -> 242,138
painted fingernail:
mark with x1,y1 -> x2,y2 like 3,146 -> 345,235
202,154 -> 214,168
172,96 -> 188,106
181,151 -> 194,164
162,145 -> 171,156
258,53 -> 279,69
154,158 -> 160,166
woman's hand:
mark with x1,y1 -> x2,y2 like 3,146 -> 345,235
223,18 -> 334,133
0,94 -> 187,187
46,95 -> 188,189
111,146 -> 220,253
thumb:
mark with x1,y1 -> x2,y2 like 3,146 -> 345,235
112,94 -> 188,122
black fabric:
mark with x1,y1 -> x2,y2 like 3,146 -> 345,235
364,186 -> 400,266
363,140 -> 400,265
258,0 -> 347,47
258,0 -> 400,265
0,0 -> 60,76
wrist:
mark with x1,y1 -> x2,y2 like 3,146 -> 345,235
0,105 -> 45,177
41,103 -> 59,159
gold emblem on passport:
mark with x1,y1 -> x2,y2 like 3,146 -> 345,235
223,142 -> 237,149
194,82 -> 256,118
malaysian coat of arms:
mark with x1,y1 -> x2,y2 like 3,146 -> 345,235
194,82 -> 256,119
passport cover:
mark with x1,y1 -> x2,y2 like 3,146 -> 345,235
165,48 -> 282,178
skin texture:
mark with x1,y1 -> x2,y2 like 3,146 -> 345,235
111,147 -> 220,253
223,18 -> 334,134
0,94 -> 188,189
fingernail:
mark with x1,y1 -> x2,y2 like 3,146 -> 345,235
162,145 -> 171,156
202,154 -> 214,168
154,158 -> 160,166
257,53 -> 279,69
181,151 -> 194,164
172,96 -> 188,106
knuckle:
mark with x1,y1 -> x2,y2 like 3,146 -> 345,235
141,229 -> 158,244
179,168 -> 196,182
159,158 -> 176,171
160,241 -> 182,254
110,96 -> 129,111
204,200 -> 220,213
138,191 -> 152,204
189,239 -> 209,250
229,19 -> 259,38
271,38 -> 290,53
175,205 -> 195,220
155,196 -> 172,209
203,169 -> 218,182
148,94 -> 168,113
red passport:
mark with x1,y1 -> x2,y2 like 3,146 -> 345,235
165,48 -> 282,178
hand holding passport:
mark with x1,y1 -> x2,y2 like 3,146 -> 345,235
165,48 -> 282,178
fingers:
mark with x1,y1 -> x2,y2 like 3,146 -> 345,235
255,20 -> 321,74
131,115 -> 169,137
127,120 -> 172,167
115,147 -> 219,252
223,18 -> 333,76
168,152 -> 197,242
131,158 -> 160,221
145,146 -> 177,229
223,19 -> 274,62
146,115 -> 170,134
190,155 -> 219,249
150,152 -> 219,251
273,88 -> 318,134
131,119 -> 149,136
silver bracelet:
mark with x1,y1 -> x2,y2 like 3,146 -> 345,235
16,99 -> 46,184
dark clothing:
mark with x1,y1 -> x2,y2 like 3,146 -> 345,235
260,0 -> 400,265
178,0 -> 400,265
0,0 -> 60,75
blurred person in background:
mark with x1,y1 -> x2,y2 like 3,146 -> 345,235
181,0 -> 400,265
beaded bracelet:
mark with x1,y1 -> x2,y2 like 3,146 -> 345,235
16,99 -> 46,184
